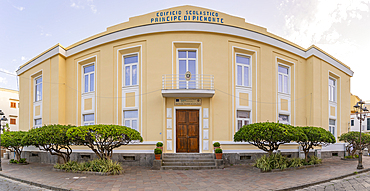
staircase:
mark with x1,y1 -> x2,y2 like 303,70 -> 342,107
161,153 -> 223,170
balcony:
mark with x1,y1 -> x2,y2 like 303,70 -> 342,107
162,74 -> 215,98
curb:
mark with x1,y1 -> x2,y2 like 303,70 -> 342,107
276,168 -> 370,191
0,172 -> 71,191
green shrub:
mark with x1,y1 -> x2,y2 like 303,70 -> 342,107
18,158 -> 27,163
288,158 -> 304,168
154,148 -> 162,154
307,156 -> 322,165
213,142 -> 220,147
215,148 -> 222,153
54,159 -> 122,175
9,159 -> 17,164
156,142 -> 163,147
254,154 -> 322,171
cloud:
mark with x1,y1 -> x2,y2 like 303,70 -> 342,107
279,0 -> 370,48
70,0 -> 97,14
12,5 -> 25,11
21,56 -> 26,61
0,77 -> 8,85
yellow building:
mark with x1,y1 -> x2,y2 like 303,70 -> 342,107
17,5 -> 352,164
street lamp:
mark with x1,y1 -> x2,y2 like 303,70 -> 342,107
354,100 -> 368,169
0,110 -> 7,171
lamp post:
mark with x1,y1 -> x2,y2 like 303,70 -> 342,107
354,100 -> 368,169
0,110 -> 7,171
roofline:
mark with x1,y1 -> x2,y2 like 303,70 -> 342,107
0,87 -> 19,94
16,22 -> 353,76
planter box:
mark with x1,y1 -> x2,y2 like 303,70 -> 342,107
8,162 -> 29,165
257,163 -> 322,173
53,168 -> 122,176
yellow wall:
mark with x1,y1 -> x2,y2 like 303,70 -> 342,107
17,6 -> 352,153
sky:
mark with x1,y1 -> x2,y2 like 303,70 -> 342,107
1,0 -> 370,100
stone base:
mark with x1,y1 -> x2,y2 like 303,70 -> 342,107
152,159 -> 162,170
20,151 -> 155,167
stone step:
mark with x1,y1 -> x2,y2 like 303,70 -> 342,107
161,166 -> 218,170
162,153 -> 214,159
162,159 -> 215,163
162,161 -> 216,166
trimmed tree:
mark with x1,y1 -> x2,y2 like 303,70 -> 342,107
296,126 -> 335,162
67,124 -> 143,160
1,131 -> 28,161
234,122 -> 305,155
24,124 -> 75,164
339,132 -> 370,158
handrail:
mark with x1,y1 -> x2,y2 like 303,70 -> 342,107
162,74 -> 214,90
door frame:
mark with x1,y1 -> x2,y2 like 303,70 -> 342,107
173,106 -> 202,153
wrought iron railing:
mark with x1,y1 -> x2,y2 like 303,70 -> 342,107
162,74 -> 214,90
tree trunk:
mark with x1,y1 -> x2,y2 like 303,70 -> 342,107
304,150 -> 309,163
268,150 -> 273,156
15,150 -> 21,161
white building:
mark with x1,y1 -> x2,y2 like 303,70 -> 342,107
350,101 -> 370,133
0,88 -> 19,131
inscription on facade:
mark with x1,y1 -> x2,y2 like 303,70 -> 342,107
151,9 -> 224,24
174,98 -> 202,105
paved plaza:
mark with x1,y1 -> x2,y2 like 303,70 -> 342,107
298,171 -> 370,191
0,157 -> 369,191
0,176 -> 51,191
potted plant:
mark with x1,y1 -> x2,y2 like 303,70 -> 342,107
215,148 -> 223,159
154,148 -> 162,160
156,142 -> 163,151
213,142 -> 220,152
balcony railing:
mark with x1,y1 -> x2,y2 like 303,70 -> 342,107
162,74 -> 214,90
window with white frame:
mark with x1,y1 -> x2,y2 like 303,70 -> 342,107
351,119 -> 354,126
279,114 -> 290,124
34,118 -> 42,128
83,64 -> 94,93
329,119 -> 336,137
83,114 -> 94,126
367,118 -> 370,130
35,76 -> 42,102
236,54 -> 250,87
278,65 -> 289,94
236,110 -> 250,131
124,110 -> 138,131
124,54 -> 138,87
178,50 -> 196,89
329,78 -> 336,102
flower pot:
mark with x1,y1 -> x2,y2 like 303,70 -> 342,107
215,153 -> 223,159
155,154 -> 161,160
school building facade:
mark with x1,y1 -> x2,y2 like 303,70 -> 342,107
16,5 -> 353,164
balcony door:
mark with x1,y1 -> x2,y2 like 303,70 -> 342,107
178,50 -> 197,89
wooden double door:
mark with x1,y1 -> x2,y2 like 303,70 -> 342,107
176,109 -> 199,153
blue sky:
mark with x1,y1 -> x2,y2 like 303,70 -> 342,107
1,0 -> 370,100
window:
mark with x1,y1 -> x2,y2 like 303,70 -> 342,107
35,76 -> 42,102
124,110 -> 138,131
34,118 -> 42,128
83,114 -> 94,126
237,110 -> 250,131
278,65 -> 289,94
351,119 -> 354,126
329,119 -> 336,136
279,114 -> 289,124
10,102 -> 16,108
236,54 -> 250,87
124,55 -> 138,86
83,64 -> 94,93
367,118 -> 370,130
178,50 -> 196,89
10,118 -> 16,125
329,78 -> 336,102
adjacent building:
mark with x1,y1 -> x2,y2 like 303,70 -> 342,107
0,88 -> 19,131
16,5 -> 353,163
